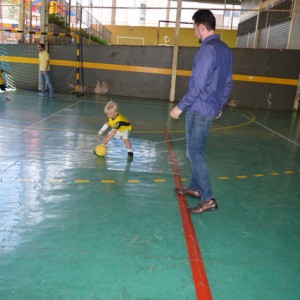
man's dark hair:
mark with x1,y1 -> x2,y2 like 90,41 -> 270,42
192,9 -> 216,31
39,43 -> 45,49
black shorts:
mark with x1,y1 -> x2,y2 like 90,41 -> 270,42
0,84 -> 6,91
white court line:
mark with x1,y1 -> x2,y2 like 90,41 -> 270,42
242,114 -> 300,148
0,101 -> 80,173
22,101 -> 81,131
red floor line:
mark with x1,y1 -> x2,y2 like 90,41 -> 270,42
165,129 -> 213,300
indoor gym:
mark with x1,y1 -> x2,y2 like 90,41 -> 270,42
0,90 -> 299,299
1,0 -> 300,298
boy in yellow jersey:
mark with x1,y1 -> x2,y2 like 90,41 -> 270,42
0,70 -> 11,101
97,100 -> 133,159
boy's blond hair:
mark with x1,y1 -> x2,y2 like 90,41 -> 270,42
104,100 -> 118,114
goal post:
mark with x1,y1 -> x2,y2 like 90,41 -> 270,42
0,29 -> 84,97
116,36 -> 145,45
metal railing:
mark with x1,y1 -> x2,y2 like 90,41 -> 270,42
0,1 -> 111,44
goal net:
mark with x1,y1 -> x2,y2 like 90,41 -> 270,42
0,30 -> 83,96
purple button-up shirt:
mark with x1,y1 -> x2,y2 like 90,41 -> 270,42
177,34 -> 233,117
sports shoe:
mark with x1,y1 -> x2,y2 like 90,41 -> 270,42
6,96 -> 11,102
38,93 -> 45,97
188,198 -> 218,214
128,152 -> 133,159
174,187 -> 201,199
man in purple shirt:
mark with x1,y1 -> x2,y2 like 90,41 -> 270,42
170,9 -> 233,214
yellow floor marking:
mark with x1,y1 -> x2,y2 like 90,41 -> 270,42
18,178 -> 34,182
74,179 -> 90,183
284,171 -> 294,174
49,179 -> 65,183
15,168 -> 297,186
213,111 -> 256,131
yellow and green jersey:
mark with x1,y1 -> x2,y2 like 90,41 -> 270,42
108,113 -> 132,132
0,71 -> 4,85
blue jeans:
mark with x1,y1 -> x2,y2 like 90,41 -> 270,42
40,71 -> 54,97
186,110 -> 215,201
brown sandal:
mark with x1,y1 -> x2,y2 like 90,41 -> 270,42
188,198 -> 218,214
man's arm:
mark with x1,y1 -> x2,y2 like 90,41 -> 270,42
44,59 -> 50,73
177,46 -> 215,112
220,51 -> 233,109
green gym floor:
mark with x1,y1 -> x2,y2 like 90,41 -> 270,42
0,90 -> 299,300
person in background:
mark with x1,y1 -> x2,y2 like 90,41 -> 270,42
38,43 -> 54,98
170,9 -> 233,214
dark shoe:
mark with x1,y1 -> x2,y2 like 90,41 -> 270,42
188,198 -> 218,214
128,152 -> 133,159
174,187 -> 201,199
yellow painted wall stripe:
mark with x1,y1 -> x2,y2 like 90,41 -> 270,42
0,56 -> 76,67
0,55 -> 298,86
83,61 -> 172,75
232,74 -> 298,86
0,56 -> 39,64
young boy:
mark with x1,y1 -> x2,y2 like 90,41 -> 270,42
97,100 -> 133,159
0,70 -> 11,101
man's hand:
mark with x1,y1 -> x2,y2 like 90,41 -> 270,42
170,106 -> 182,119
215,111 -> 222,119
